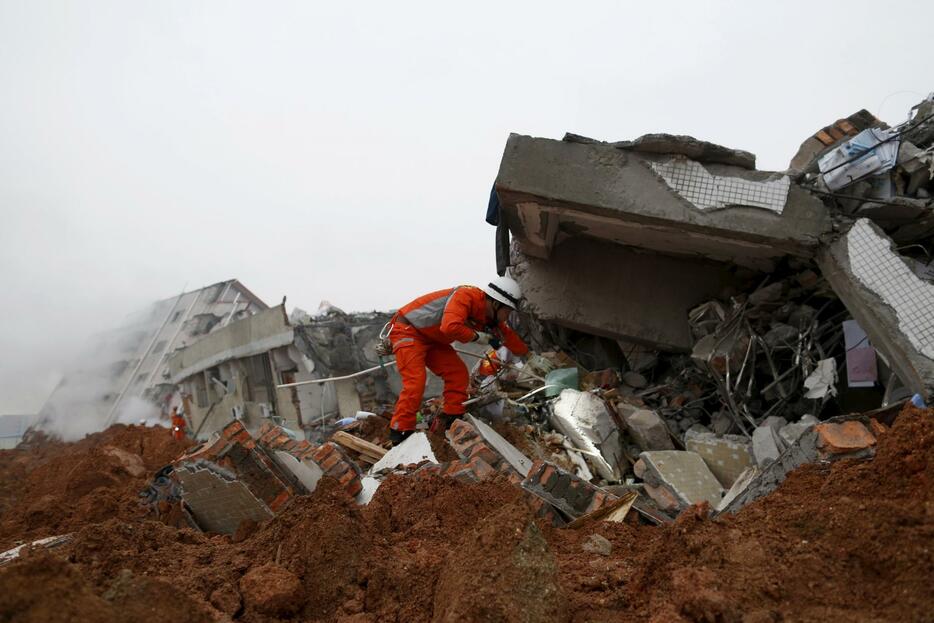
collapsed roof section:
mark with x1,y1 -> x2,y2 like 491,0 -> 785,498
496,133 -> 831,270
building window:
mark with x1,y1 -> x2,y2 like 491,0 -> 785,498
193,376 -> 208,409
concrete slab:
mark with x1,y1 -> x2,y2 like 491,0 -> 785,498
715,466 -> 759,513
273,450 -> 323,494
466,414 -> 533,477
779,414 -> 819,446
717,427 -> 820,515
684,430 -> 755,488
550,389 -> 624,481
176,461 -> 274,534
370,432 -> 436,473
818,218 -> 934,400
621,407 -> 674,451
496,134 -> 831,268
752,425 -> 785,468
637,451 -> 724,511
511,237 -> 741,351
355,476 -> 381,506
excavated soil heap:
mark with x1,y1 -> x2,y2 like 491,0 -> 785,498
0,424 -> 190,551
0,406 -> 930,622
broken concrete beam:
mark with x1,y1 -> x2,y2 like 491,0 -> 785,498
714,466 -> 759,514
683,429 -> 754,488
817,218 -> 934,400
610,133 -> 756,169
310,442 -> 363,498
634,451 -> 724,513
521,460 -> 619,519
752,425 -> 786,468
549,389 -> 625,481
620,406 -> 675,451
496,133 -> 831,267
779,414 -> 819,446
370,432 -> 436,473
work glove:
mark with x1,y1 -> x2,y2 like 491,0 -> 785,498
475,329 -> 502,350
473,331 -> 494,345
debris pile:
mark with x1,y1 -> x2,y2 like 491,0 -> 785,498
3,93 -> 933,620
0,404 -> 930,621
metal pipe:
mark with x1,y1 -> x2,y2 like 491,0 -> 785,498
276,360 -> 397,389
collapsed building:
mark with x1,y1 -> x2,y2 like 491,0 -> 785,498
4,94 -> 934,623
155,94 -> 933,531
37,280 -> 268,438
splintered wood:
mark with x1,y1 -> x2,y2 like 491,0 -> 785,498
332,431 -> 387,464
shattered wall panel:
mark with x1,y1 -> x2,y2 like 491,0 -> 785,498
847,219 -> 934,359
649,158 -> 791,214
176,463 -> 274,534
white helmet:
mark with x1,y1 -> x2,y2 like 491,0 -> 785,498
482,276 -> 522,310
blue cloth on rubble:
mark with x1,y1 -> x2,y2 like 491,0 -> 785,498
486,184 -> 500,226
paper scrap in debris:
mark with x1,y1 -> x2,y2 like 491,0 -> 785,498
804,358 -> 838,399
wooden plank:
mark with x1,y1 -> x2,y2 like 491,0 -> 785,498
564,491 -> 638,529
331,431 -> 387,461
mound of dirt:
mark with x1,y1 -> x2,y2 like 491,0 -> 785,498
0,550 -> 212,623
0,407 -> 930,622
433,502 -> 565,622
0,424 -> 191,551
548,405 -> 934,622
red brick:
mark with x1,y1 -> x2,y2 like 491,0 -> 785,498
539,465 -> 557,487
466,457 -> 496,481
444,460 -> 467,477
816,421 -> 876,454
467,444 -> 503,469
338,470 -> 357,486
316,449 -> 342,472
816,130 -> 835,145
268,490 -> 292,512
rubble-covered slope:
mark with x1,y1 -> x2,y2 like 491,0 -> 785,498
0,425 -> 191,551
0,408 -> 931,622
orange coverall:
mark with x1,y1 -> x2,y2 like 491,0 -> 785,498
171,410 -> 187,441
389,286 -> 528,432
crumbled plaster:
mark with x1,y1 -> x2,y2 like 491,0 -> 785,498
649,157 -> 790,214
847,219 -> 934,359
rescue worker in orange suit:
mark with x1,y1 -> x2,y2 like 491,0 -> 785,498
170,406 -> 187,441
387,276 -> 528,445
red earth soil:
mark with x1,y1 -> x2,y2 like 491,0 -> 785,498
0,406 -> 930,622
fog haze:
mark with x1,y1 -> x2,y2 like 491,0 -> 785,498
1,0 -> 931,414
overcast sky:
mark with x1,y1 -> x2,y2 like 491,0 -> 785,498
1,0 -> 931,414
